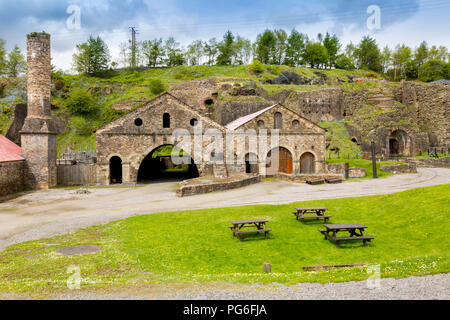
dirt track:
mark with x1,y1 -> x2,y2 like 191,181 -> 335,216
0,167 -> 449,252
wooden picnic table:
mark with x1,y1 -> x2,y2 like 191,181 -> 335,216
228,219 -> 271,241
319,223 -> 374,247
292,207 -> 331,224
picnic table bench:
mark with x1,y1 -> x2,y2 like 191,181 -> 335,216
292,207 -> 331,224
319,224 -> 374,247
228,219 -> 271,241
306,177 -> 325,185
325,176 -> 343,184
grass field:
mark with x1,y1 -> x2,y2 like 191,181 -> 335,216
326,158 -> 399,179
0,184 -> 448,294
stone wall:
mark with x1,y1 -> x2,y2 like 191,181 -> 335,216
176,174 -> 260,197
0,160 -> 25,197
380,163 -> 417,174
402,156 -> 450,168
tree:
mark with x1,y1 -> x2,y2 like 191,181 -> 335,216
274,29 -> 287,65
335,54 -> 355,70
302,42 -> 328,69
322,32 -> 340,68
0,38 -> 7,76
391,44 -> 412,80
254,29 -> 277,64
380,46 -> 392,73
355,36 -> 382,72
119,41 -> 130,68
414,41 -> 429,67
141,38 -> 164,67
204,38 -> 218,65
232,36 -> 252,65
73,36 -> 111,75
6,45 -> 26,77
186,40 -> 204,65
216,31 -> 235,65
164,37 -> 184,67
344,43 -> 358,67
285,29 -> 307,66
418,59 -> 444,82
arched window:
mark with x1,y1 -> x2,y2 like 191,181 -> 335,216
274,112 -> 282,129
163,113 -> 170,128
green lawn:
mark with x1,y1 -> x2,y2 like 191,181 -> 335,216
326,159 -> 400,179
0,184 -> 449,294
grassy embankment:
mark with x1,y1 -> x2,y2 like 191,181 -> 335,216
0,184 -> 448,294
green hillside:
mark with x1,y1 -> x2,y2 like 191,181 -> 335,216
1,64 -> 386,155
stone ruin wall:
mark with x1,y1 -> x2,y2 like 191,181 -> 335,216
0,160 -> 25,197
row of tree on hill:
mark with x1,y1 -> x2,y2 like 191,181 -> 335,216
73,29 -> 449,82
0,39 -> 26,78
1,29 -> 449,83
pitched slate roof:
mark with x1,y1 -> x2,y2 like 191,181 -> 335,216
0,135 -> 24,162
225,105 -> 277,130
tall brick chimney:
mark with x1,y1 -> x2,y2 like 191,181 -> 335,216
20,32 -> 57,189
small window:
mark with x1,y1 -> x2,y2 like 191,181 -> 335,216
292,120 -> 299,128
190,118 -> 198,126
134,118 -> 143,126
257,120 -> 265,128
274,112 -> 282,129
163,113 -> 170,128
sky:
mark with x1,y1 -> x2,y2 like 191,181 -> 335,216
0,0 -> 449,71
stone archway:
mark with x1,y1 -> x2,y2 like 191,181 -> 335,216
266,147 -> 293,175
245,153 -> 259,174
109,156 -> 123,184
137,144 -> 199,183
389,130 -> 410,156
300,152 -> 315,174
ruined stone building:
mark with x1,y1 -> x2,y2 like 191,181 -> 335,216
96,93 -> 327,185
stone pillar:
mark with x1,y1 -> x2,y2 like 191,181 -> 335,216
20,32 -> 57,189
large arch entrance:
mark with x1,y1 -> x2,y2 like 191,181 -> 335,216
137,145 -> 199,183
109,156 -> 123,184
389,130 -> 410,156
266,147 -> 293,175
300,152 -> 315,174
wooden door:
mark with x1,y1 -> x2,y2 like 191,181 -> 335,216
300,152 -> 315,174
278,147 -> 293,174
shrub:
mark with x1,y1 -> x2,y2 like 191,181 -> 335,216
65,89 -> 98,115
54,79 -> 65,91
70,116 -> 96,135
249,60 -> 264,74
149,78 -> 167,95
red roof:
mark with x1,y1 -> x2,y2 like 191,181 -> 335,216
0,135 -> 24,162
225,105 -> 277,131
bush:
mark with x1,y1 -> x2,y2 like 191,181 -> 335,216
65,89 -> 98,115
70,116 -> 96,135
418,59 -> 444,82
335,55 -> 355,70
149,78 -> 167,95
249,60 -> 264,74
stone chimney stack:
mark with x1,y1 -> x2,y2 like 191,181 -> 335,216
20,32 -> 57,189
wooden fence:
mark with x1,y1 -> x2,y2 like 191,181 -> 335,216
57,165 -> 97,185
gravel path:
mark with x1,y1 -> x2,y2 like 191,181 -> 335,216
0,168 -> 449,252
2,274 -> 448,300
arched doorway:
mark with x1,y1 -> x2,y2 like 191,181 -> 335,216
245,153 -> 259,174
109,156 -> 122,184
300,152 -> 315,174
266,147 -> 293,175
389,130 -> 410,156
137,145 -> 199,183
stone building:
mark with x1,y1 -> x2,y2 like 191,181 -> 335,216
96,93 -> 327,185
0,135 -> 25,197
